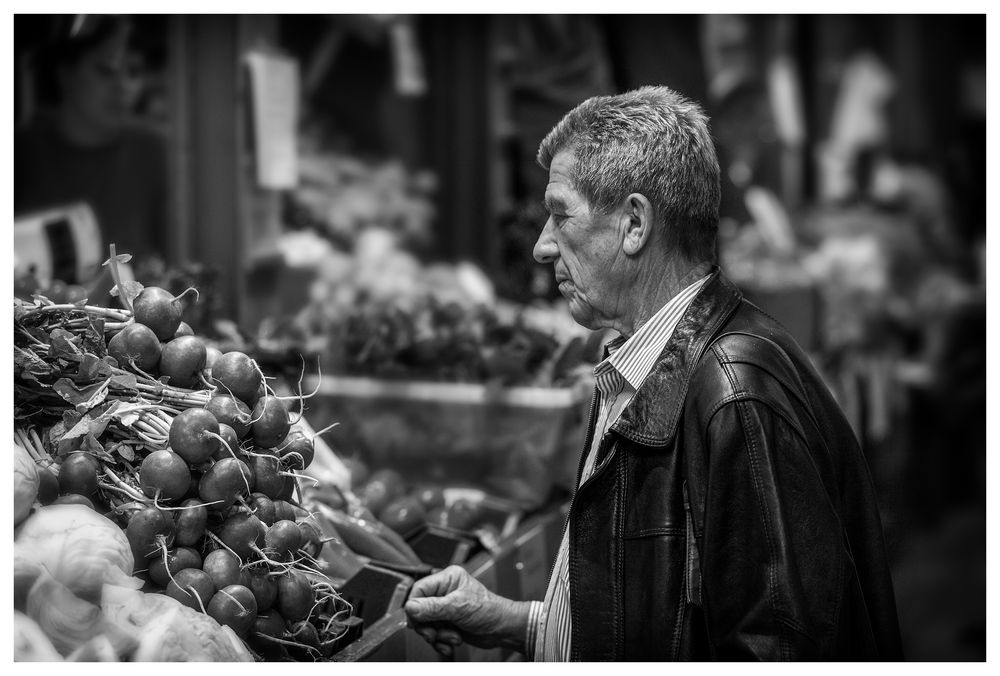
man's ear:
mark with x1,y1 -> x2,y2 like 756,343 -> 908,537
621,193 -> 655,256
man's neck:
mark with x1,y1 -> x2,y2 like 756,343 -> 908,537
618,260 -> 713,337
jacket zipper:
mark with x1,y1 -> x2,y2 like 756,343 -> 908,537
537,386 -> 598,660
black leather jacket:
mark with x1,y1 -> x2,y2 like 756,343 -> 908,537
566,270 -> 903,661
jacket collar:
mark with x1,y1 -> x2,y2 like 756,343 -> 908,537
609,268 -> 743,447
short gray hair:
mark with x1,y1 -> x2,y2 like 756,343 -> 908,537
537,86 -> 720,263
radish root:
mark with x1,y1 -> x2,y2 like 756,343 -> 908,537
253,633 -> 322,658
217,587 -> 249,614
174,287 -> 200,304
189,586 -> 209,614
203,430 -> 253,496
204,530 -> 244,565
198,372 -> 217,391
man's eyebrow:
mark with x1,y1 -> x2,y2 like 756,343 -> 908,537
543,196 -> 567,212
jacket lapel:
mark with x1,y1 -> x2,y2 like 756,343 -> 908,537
610,269 -> 743,448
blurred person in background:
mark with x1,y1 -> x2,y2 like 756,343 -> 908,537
15,14 -> 168,264
405,86 -> 902,661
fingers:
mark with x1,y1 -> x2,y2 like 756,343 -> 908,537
410,623 -> 463,656
415,625 -> 437,644
407,565 -> 467,601
431,629 -> 463,658
436,628 -> 463,645
404,592 -> 459,623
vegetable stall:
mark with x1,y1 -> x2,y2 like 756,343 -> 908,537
13,246 -> 586,662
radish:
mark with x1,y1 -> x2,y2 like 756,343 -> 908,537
210,351 -> 263,406
139,450 -> 190,502
57,452 -> 100,497
276,420 -> 338,471
202,548 -> 243,590
249,493 -> 277,526
277,433 -> 314,471
173,321 -> 194,338
276,473 -> 296,502
107,322 -> 161,372
265,520 -> 302,558
205,395 -> 252,439
166,568 -> 216,612
205,345 -> 223,370
174,499 -> 208,545
250,611 -> 290,661
215,512 -> 266,561
126,506 -> 176,562
208,584 -> 258,638
210,423 -> 242,462
199,457 -> 252,509
183,470 -> 203,499
169,408 -> 221,464
272,500 -> 297,524
275,570 -> 313,622
149,546 -> 202,587
160,335 -> 207,388
250,452 -> 287,500
286,620 -> 320,660
251,395 -> 290,449
253,609 -> 286,640
132,286 -> 197,341
241,568 -> 278,612
297,518 -> 324,559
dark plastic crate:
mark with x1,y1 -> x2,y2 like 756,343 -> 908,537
338,564 -> 413,628
406,524 -> 479,568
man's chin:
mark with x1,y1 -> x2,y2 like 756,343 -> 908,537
566,301 -> 597,331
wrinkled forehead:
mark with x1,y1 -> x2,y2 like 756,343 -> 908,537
544,151 -> 588,209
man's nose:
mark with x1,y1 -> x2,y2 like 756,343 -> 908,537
533,218 -> 558,264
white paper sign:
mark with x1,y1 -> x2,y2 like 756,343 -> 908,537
245,51 -> 300,189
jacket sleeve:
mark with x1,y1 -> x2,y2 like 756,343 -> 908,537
697,394 -> 846,660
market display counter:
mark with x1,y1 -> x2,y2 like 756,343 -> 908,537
334,502 -> 569,662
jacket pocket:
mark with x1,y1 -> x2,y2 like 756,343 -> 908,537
621,531 -> 687,660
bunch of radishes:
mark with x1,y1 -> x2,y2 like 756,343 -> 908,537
110,367 -> 349,660
14,249 -> 353,661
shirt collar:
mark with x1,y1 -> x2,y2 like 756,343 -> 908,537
594,275 -> 712,392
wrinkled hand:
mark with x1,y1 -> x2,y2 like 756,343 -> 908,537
404,565 -> 529,657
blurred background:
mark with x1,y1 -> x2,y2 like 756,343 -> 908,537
13,14 -> 984,661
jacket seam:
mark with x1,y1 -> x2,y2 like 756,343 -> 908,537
716,340 -> 790,659
672,537 -> 687,660
704,392 -> 812,451
710,331 -> 819,427
623,527 -> 685,539
776,614 -> 818,647
702,381 -> 845,650
615,452 -> 626,659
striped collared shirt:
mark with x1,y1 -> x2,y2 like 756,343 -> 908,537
525,274 -> 710,661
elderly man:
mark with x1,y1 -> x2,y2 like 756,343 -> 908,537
405,86 -> 902,661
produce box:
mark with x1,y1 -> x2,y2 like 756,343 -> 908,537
332,564 -> 414,662
406,524 -> 480,568
338,564 -> 413,628
302,376 -> 589,509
